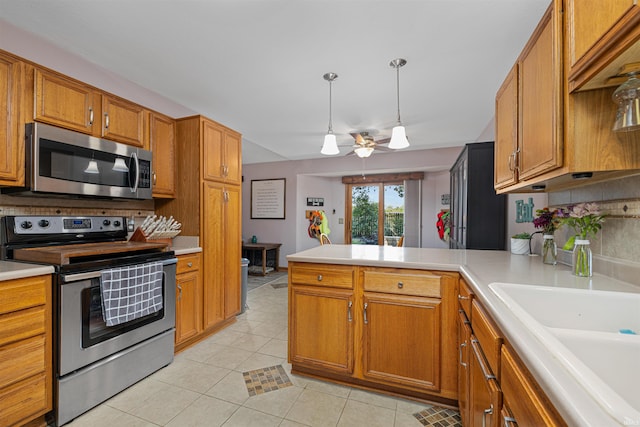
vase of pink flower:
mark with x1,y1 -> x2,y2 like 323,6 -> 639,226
558,202 -> 607,277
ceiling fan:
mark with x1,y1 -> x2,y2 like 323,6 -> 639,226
345,131 -> 393,157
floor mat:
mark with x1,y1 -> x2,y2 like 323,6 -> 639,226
413,405 -> 462,427
242,365 -> 293,396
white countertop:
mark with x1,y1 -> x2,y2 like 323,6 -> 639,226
287,244 -> 640,427
170,236 -> 201,256
0,260 -> 55,281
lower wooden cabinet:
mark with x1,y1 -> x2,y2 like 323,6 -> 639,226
288,263 -> 458,402
289,285 -> 354,375
0,275 -> 52,427
175,253 -> 202,348
457,278 -> 566,427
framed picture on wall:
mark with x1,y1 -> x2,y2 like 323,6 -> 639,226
251,178 -> 286,219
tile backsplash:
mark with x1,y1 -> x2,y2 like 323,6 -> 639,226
549,174 -> 640,284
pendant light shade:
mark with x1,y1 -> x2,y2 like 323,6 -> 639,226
388,58 -> 410,150
321,72 -> 340,155
612,73 -> 640,133
84,158 -> 99,174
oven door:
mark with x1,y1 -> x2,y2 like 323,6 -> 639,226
58,258 -> 176,376
18,122 -> 152,199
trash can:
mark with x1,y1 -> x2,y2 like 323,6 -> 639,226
241,258 -> 250,313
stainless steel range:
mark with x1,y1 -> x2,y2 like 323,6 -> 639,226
0,215 -> 177,426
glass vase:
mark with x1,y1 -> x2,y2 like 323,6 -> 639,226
572,239 -> 592,277
542,234 -> 557,265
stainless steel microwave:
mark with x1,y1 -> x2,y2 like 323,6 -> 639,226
4,123 -> 153,200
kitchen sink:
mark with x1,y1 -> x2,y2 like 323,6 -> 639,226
489,282 -> 640,425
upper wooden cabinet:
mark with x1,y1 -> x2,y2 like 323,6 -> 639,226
202,118 -> 242,185
0,52 -> 26,187
34,68 -> 149,148
494,2 -> 563,191
34,68 -> 96,135
150,111 -> 176,198
566,0 -> 640,91
101,94 -> 147,148
495,0 -> 640,193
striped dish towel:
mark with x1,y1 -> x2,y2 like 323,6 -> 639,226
100,262 -> 164,327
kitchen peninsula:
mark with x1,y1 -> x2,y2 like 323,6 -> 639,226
287,244 -> 640,427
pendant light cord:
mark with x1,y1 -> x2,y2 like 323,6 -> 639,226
395,65 -> 401,125
328,79 -> 333,133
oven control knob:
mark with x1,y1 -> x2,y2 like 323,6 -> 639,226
113,220 -> 121,227
38,219 -> 50,228
20,221 -> 33,229
103,219 -> 111,226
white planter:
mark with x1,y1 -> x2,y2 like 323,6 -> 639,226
510,238 -> 530,255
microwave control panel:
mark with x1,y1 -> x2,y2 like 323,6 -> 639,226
139,160 -> 151,189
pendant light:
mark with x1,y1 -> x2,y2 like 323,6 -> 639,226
388,58 -> 410,150
112,157 -> 130,172
320,72 -> 340,155
612,71 -> 640,133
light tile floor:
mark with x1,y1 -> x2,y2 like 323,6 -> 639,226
67,281 -> 456,427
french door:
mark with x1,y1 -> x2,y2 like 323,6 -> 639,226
345,182 -> 404,245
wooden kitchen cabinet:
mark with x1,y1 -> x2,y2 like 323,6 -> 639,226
202,118 -> 242,185
495,2 -> 563,190
34,68 -> 149,147
157,114 -> 242,350
150,111 -> 176,198
101,93 -> 147,148
288,263 -> 458,403
0,275 -> 52,427
457,310 -> 472,427
501,345 -> 566,427
566,0 -> 640,91
34,68 -> 97,135
175,253 -> 202,349
0,52 -> 26,187
469,338 -> 502,427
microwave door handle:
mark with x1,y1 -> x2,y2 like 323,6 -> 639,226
130,152 -> 140,193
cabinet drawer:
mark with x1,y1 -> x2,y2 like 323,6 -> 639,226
471,300 -> 503,377
0,276 -> 47,315
458,278 -> 474,317
363,270 -> 441,298
0,307 -> 46,347
0,335 -> 45,388
290,264 -> 355,289
0,372 -> 48,427
177,253 -> 201,274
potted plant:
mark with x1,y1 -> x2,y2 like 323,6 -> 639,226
510,232 -> 532,255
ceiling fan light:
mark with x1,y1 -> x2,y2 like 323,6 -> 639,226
321,133 -> 340,155
355,146 -> 374,158
388,125 -> 409,149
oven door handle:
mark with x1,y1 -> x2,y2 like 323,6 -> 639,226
62,257 -> 177,283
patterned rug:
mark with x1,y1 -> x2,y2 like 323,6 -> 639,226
413,406 -> 462,427
242,365 -> 293,396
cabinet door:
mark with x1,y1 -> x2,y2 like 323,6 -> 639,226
470,338 -> 502,427
494,64 -> 519,189
501,346 -> 566,427
518,4 -> 563,181
566,0 -> 640,73
34,69 -> 96,134
458,310 -> 472,427
362,292 -> 441,391
223,185 -> 242,318
175,271 -> 200,345
202,182 -> 225,328
202,119 -> 225,182
223,130 -> 242,185
101,94 -> 147,147
150,112 -> 176,198
0,53 -> 25,186
289,286 -> 354,375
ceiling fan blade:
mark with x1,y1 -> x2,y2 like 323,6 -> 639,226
375,146 -> 393,152
376,137 -> 391,145
350,132 -> 365,145
344,149 -> 357,156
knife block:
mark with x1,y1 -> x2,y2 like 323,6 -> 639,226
129,227 -> 173,246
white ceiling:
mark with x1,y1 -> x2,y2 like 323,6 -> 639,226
1,0 -> 550,165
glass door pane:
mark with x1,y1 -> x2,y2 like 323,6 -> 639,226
384,184 -> 404,246
351,185 -> 379,245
